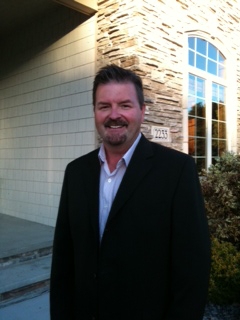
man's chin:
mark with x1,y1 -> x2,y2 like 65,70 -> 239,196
104,134 -> 127,146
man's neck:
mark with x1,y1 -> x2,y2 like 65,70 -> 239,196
104,147 -> 127,173
103,133 -> 141,173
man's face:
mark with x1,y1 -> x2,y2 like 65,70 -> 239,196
94,82 -> 145,152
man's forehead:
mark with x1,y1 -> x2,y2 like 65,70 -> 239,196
96,84 -> 137,102
97,80 -> 134,88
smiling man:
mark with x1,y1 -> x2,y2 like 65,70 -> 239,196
94,80 -> 145,172
50,65 -> 211,320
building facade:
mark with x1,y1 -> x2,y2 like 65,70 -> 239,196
0,0 -> 239,226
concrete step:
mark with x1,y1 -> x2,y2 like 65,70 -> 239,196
0,248 -> 52,308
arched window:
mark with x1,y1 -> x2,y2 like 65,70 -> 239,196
187,37 -> 227,171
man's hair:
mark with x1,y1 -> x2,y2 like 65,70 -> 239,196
92,64 -> 144,108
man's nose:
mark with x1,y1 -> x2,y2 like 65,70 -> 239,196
109,106 -> 120,119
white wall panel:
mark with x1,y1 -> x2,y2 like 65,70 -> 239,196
0,14 -> 96,226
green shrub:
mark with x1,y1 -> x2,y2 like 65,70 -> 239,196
208,238 -> 240,304
200,152 -> 240,248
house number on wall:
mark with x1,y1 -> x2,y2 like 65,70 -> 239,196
151,126 -> 170,142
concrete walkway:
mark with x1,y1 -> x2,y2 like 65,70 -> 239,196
0,291 -> 50,320
0,213 -> 54,319
0,214 -> 54,259
1,214 -> 239,320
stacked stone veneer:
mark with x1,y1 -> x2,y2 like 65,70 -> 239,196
97,0 -> 240,153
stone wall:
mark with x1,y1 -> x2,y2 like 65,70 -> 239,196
97,0 -> 240,153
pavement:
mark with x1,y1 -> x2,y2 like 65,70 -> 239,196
0,292 -> 50,320
0,214 -> 54,320
0,214 -> 239,320
0,214 -> 54,259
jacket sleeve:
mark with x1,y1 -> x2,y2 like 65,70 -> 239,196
50,167 -> 75,320
165,156 -> 211,320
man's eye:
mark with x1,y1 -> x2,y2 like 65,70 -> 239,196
121,105 -> 131,109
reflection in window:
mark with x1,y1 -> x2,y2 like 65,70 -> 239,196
188,74 -> 206,172
211,83 -> 226,160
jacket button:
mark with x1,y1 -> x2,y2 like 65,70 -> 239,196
93,273 -> 97,279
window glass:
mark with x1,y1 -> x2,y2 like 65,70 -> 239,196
197,38 -> 206,55
188,135 -> 195,155
197,78 -> 205,97
212,121 -> 219,138
196,98 -> 205,117
208,43 -> 217,60
219,104 -> 225,121
188,37 -> 195,49
188,96 -> 196,114
211,83 -> 226,159
197,118 -> 206,137
219,86 -> 225,103
196,138 -> 206,156
189,50 -> 194,66
212,102 -> 218,120
212,139 -> 219,156
188,116 -> 196,137
219,53 -> 225,63
208,60 -> 217,75
196,54 -> 206,71
212,83 -> 218,102
218,64 -> 224,77
219,123 -> 226,139
188,74 -> 195,94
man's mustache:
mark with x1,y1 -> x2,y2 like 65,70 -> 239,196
104,119 -> 128,127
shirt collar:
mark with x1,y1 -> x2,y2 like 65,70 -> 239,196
98,133 -> 141,167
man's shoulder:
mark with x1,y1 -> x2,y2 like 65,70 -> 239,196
152,141 -> 189,159
140,135 -> 191,162
143,139 -> 197,175
65,148 -> 99,171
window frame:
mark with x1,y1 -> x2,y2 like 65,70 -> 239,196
183,31 -> 238,170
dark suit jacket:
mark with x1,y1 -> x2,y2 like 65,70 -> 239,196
50,134 -> 211,320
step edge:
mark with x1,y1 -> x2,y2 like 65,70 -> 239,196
0,271 -> 50,295
0,280 -> 50,308
0,246 -> 52,269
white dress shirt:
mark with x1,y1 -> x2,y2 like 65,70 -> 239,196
98,134 -> 141,240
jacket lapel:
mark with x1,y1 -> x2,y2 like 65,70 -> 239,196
84,150 -> 101,243
106,135 -> 154,225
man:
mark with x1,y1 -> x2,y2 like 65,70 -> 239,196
50,65 -> 211,320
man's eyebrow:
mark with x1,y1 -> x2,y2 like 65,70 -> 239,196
120,99 -> 133,104
96,101 -> 112,107
97,99 -> 133,105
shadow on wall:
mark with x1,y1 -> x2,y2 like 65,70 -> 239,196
0,3 -> 89,78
